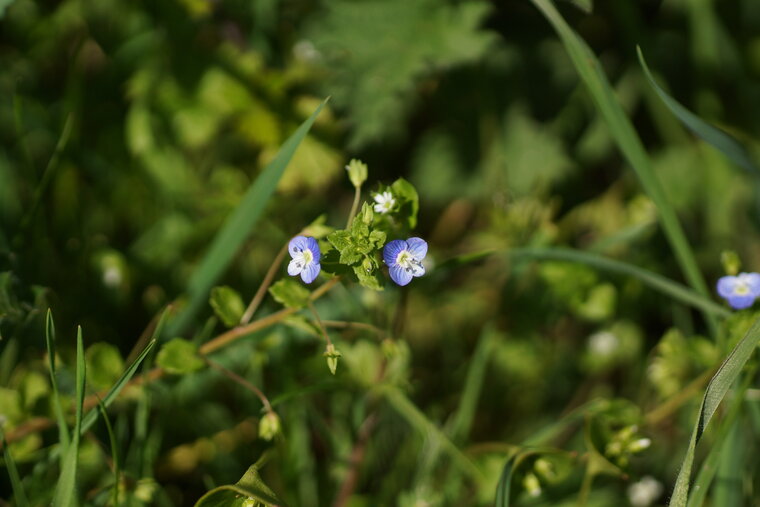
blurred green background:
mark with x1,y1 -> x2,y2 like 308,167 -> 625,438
3,0 -> 760,505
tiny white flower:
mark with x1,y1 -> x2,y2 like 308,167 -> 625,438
627,476 -> 663,507
588,331 -> 619,357
373,191 -> 395,214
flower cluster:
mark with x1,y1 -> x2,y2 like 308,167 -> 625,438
288,234 -> 428,287
716,272 -> 760,309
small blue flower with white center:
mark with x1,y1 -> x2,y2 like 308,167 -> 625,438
288,236 -> 321,284
717,272 -> 760,309
383,237 -> 427,286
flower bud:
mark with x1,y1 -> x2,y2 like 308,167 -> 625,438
345,159 -> 368,188
324,343 -> 342,375
259,411 -> 281,441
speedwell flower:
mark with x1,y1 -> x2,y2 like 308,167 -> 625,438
288,236 -> 321,284
717,272 -> 760,309
373,191 -> 395,214
383,237 -> 427,286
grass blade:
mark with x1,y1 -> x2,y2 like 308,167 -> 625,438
529,0 -> 716,336
508,247 -> 730,317
637,47 -> 760,176
45,309 -> 70,455
448,327 -> 497,443
1,428 -> 30,507
97,398 -> 120,507
53,326 -> 86,507
668,317 -> 760,506
494,452 -> 519,507
80,309 -> 165,435
380,385 -> 483,481
167,100 -> 328,336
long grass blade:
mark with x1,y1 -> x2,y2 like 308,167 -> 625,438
97,398 -> 121,507
80,311 -> 164,435
380,385 -> 483,481
167,100 -> 328,336
637,47 -> 760,176
53,326 -> 86,507
1,429 -> 30,507
448,327 -> 497,443
668,317 -> 760,506
508,247 -> 729,317
529,0 -> 716,337
45,309 -> 70,455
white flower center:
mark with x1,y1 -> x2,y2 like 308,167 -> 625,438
293,249 -> 313,269
734,282 -> 750,295
396,250 -> 423,275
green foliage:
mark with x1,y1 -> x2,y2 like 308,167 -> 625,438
195,460 -> 285,507
156,338 -> 205,375
268,280 -> 310,309
85,342 -> 125,390
308,0 -> 495,147
209,286 -> 246,327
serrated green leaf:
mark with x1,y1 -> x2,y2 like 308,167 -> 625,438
369,229 -> 386,248
268,279 -> 311,309
194,461 -> 285,506
353,264 -> 383,291
209,286 -> 245,327
156,338 -> 205,375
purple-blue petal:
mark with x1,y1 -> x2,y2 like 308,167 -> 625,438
289,236 -> 309,257
301,263 -> 321,284
389,264 -> 413,286
741,272 -> 760,297
716,276 -> 739,299
727,293 -> 756,310
306,236 -> 321,263
383,240 -> 407,267
406,237 -> 428,260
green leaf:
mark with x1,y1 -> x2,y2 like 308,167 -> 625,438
509,247 -> 730,317
156,338 -> 205,375
530,0 -> 717,337
209,286 -> 246,327
167,100 -> 327,336
53,327 -> 86,507
309,0 -> 494,148
327,230 -> 363,265
669,317 -> 760,506
45,309 -> 70,455
194,461 -> 286,506
96,398 -> 121,507
563,0 -> 592,13
1,428 -> 29,507
85,343 -> 125,390
637,47 -> 760,176
269,279 -> 311,309
391,178 -> 419,229
353,264 -> 383,291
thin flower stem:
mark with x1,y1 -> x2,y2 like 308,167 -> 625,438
240,243 -> 290,325
321,320 -> 385,337
205,358 -> 272,412
308,301 -> 333,346
346,185 -> 362,228
2,276 -> 342,448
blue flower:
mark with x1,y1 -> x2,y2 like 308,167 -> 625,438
383,237 -> 427,286
288,236 -> 321,284
717,272 -> 760,309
